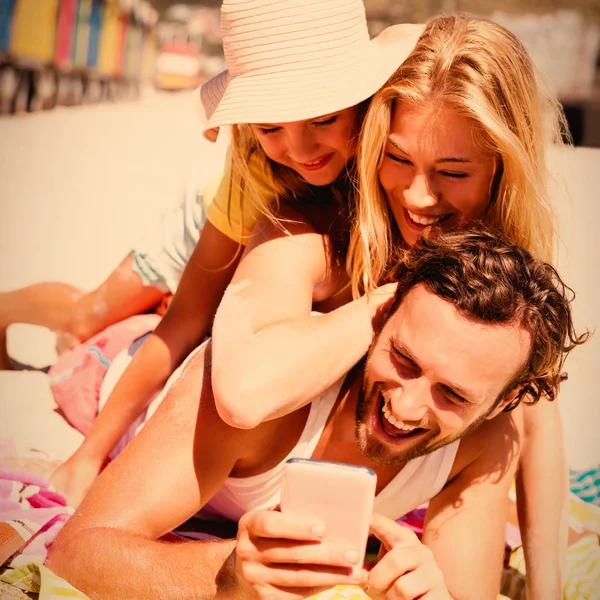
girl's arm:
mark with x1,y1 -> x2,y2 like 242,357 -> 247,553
211,208 -> 394,430
516,399 -> 568,600
50,221 -> 241,506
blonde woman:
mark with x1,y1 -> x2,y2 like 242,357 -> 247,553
351,16 -> 569,599
49,0 -> 422,506
211,15 -> 569,599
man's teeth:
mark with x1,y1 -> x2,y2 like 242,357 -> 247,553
382,401 -> 420,432
407,210 -> 444,226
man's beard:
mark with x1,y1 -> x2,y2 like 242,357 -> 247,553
354,378 -> 488,467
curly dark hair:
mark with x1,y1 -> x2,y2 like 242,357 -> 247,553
382,226 -> 589,410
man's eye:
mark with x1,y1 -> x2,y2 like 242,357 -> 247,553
391,349 -> 417,370
443,388 -> 468,405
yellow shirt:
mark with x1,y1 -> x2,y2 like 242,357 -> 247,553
204,150 -> 276,244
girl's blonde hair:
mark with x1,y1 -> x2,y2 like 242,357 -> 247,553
349,14 -> 569,297
228,124 -> 309,233
227,102 -> 368,245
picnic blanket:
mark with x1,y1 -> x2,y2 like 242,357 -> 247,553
1,443 -> 598,599
1,563 -> 87,599
571,465 -> 600,507
0,442 -> 71,569
499,491 -> 600,599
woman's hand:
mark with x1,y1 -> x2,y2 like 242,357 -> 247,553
366,513 -> 452,600
363,283 -> 398,334
235,508 -> 367,599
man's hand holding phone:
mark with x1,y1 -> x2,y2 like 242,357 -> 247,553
234,508 -> 367,599
366,512 -> 452,600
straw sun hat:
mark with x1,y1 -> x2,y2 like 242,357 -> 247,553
199,0 -> 424,141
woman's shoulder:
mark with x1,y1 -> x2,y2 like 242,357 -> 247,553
242,201 -> 347,300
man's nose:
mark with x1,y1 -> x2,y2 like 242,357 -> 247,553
388,380 -> 429,424
403,173 -> 437,209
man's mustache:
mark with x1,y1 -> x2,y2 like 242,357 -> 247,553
379,387 -> 433,431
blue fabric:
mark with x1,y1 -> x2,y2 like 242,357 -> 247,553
570,465 -> 600,506
0,0 -> 15,53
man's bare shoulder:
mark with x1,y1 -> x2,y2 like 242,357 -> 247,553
178,342 -> 308,477
446,411 -> 522,486
171,342 -> 277,451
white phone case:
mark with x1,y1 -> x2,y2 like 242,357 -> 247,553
280,458 -> 377,570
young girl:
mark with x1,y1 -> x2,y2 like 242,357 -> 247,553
207,14 -> 569,600
49,0 -> 423,506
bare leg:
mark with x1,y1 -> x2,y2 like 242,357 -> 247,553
66,254 -> 164,341
0,282 -> 83,369
0,254 -> 164,369
0,282 -> 84,331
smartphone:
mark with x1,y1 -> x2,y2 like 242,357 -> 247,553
280,458 -> 377,572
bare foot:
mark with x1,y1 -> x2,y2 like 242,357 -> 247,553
55,330 -> 83,355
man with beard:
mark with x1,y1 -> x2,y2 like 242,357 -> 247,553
47,228 -> 587,600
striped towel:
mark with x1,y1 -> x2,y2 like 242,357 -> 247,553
0,563 -> 89,599
571,465 -> 600,506
306,586 -> 511,599
0,442 -> 72,569
500,492 -> 600,599
0,566 -> 516,600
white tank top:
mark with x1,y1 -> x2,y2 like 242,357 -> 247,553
202,377 -> 459,522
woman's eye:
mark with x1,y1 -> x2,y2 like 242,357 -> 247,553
313,116 -> 338,128
439,171 -> 468,179
257,127 -> 281,135
386,153 -> 412,166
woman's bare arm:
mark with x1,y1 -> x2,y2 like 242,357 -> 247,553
211,209 -> 394,429
516,399 -> 568,600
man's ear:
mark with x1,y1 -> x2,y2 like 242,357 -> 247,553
486,386 -> 523,420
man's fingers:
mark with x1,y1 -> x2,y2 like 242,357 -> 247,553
243,561 -> 365,590
369,513 -> 418,549
257,537 -> 364,568
373,565 -> 443,600
240,509 -> 326,542
366,548 -> 418,595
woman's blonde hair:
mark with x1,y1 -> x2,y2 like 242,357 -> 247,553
349,14 -> 569,297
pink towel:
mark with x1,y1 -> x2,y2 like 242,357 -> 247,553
48,314 -> 160,435
0,442 -> 70,567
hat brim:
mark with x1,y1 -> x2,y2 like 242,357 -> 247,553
198,23 -> 424,142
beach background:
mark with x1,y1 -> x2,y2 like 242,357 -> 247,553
0,84 -> 598,471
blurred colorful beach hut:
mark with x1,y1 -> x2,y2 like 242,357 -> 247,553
0,0 -> 15,54
0,0 -> 156,113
